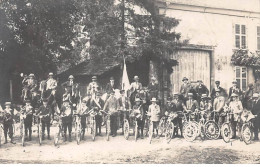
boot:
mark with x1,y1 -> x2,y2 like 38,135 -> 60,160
82,131 -> 85,140
69,133 -> 72,142
10,137 -> 16,144
64,134 -> 67,142
140,129 -> 144,139
42,134 -> 45,140
48,134 -> 51,140
29,130 -> 32,141
4,138 -> 7,144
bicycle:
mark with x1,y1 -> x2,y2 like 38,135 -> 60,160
197,110 -> 208,140
20,110 -> 33,147
54,114 -> 65,146
88,109 -> 97,141
221,111 -> 234,143
34,113 -> 50,146
0,124 -> 3,147
101,110 -> 111,141
164,113 -> 177,143
241,115 -> 256,145
204,111 -> 220,140
145,113 -> 153,144
182,110 -> 199,142
121,109 -> 131,140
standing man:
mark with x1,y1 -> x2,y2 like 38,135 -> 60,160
118,89 -> 132,135
211,81 -> 227,100
244,83 -> 254,110
87,76 -> 100,98
129,76 -> 142,105
2,102 -> 16,144
195,80 -> 209,103
90,92 -> 105,136
60,99 -> 73,142
172,93 -> 186,137
36,99 -> 52,140
78,99 -> 89,140
148,76 -> 159,100
228,81 -> 242,99
21,100 -> 34,141
213,90 -> 226,127
22,73 -> 38,96
132,98 -> 145,139
62,75 -> 79,103
106,77 -> 116,97
180,77 -> 191,100
185,93 -> 199,121
148,98 -> 161,138
46,72 -> 57,91
200,94 -> 212,121
251,93 -> 260,141
103,91 -> 119,137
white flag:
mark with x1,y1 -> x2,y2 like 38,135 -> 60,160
121,58 -> 130,95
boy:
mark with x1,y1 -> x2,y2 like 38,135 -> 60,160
148,98 -> 161,138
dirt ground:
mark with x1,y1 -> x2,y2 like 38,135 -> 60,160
0,125 -> 260,164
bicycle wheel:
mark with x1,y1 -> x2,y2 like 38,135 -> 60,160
165,122 -> 174,143
221,123 -> 232,143
106,119 -> 110,141
54,132 -> 59,146
76,123 -> 81,145
123,119 -> 130,140
158,118 -> 165,137
39,123 -> 42,145
21,123 -> 25,147
134,121 -> 138,142
204,120 -> 220,140
241,124 -> 252,145
148,121 -> 153,144
183,122 -> 197,142
199,121 -> 205,140
91,119 -> 96,141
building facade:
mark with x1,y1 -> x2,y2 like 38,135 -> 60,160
156,0 -> 260,93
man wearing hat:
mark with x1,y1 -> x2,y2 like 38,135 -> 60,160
180,77 -> 191,100
185,93 -> 199,121
228,81 -> 242,99
103,90 -> 120,137
21,73 -> 38,101
118,89 -> 132,135
251,93 -> 260,140
229,93 -> 243,139
62,75 -> 79,101
37,99 -> 52,140
172,93 -> 186,137
21,99 -> 34,141
129,76 -> 142,105
148,98 -> 161,138
199,94 -> 212,121
244,83 -> 255,110
195,80 -> 209,103
148,76 -> 159,100
213,90 -> 226,126
164,96 -> 174,115
79,99 -> 90,140
60,99 -> 73,142
132,97 -> 145,139
105,77 -> 117,97
87,76 -> 100,98
46,72 -> 57,91
2,102 -> 16,144
90,91 -> 105,136
210,81 -> 227,100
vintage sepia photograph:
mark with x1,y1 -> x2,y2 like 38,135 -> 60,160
0,0 -> 259,164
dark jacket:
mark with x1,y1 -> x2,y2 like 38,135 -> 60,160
118,96 -> 131,110
211,87 -> 227,99
195,84 -> 209,97
105,83 -> 116,95
90,98 -> 105,112
251,99 -> 260,118
228,86 -> 242,98
37,105 -> 52,122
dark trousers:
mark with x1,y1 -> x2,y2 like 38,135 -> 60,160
81,116 -> 87,133
137,119 -> 145,136
95,115 -> 102,134
173,117 -> 182,135
63,121 -> 72,135
42,120 -> 50,136
24,120 -> 32,138
110,114 -> 117,135
253,119 -> 260,140
4,123 -> 13,140
231,120 -> 242,138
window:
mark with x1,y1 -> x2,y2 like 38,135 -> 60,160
235,66 -> 247,91
235,24 -> 247,49
257,26 -> 260,50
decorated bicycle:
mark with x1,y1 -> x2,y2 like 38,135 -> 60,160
240,109 -> 257,145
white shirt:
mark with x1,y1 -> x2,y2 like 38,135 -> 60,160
46,78 -> 57,90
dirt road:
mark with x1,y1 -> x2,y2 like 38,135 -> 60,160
0,126 -> 259,164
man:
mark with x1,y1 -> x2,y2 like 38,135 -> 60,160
244,83 -> 254,110
118,89 -> 132,135
132,98 -> 145,139
2,102 -> 16,144
90,92 -> 105,136
103,90 -> 119,137
211,81 -> 227,100
22,73 -> 38,96
213,90 -> 226,127
195,80 -> 209,103
199,94 -> 212,121
62,75 -> 79,101
79,99 -> 90,140
60,99 -> 73,142
180,77 -> 191,100
148,76 -> 159,100
164,96 -> 174,115
21,100 -> 34,141
148,98 -> 161,138
251,93 -> 260,140
106,77 -> 116,96
37,99 -> 52,140
185,93 -> 199,121
46,72 -> 57,91
129,76 -> 142,105
228,81 -> 242,99
172,93 -> 186,137
87,76 -> 100,98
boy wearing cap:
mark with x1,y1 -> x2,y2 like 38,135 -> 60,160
229,93 -> 243,139
213,90 -> 226,126
118,90 -> 132,135
148,76 -> 159,100
78,99 -> 90,140
228,81 -> 242,99
90,92 -> 105,136
132,98 -> 145,139
211,81 -> 226,100
180,77 -> 191,100
148,98 -> 161,138
200,94 -> 212,121
2,102 -> 16,144
46,72 -> 57,91
60,99 -> 73,142
103,91 -> 119,137
37,99 -> 52,140
172,93 -> 186,137
22,73 -> 38,95
185,93 -> 199,121
251,93 -> 260,140
21,100 -> 34,141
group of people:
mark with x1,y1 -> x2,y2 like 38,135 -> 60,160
0,73 -> 259,145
